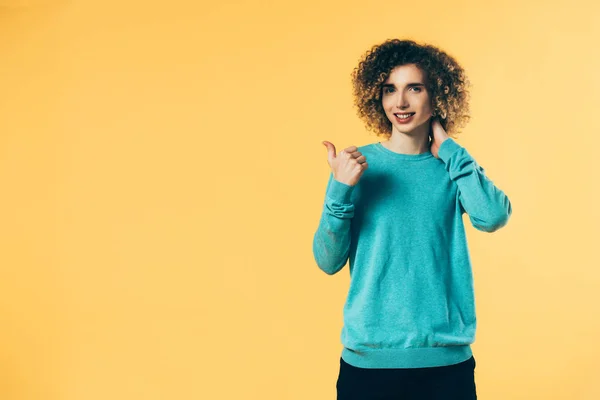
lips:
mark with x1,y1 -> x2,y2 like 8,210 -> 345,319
394,113 -> 415,124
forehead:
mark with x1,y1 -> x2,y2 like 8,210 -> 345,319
383,64 -> 426,84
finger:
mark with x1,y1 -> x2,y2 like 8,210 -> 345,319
344,145 -> 358,153
323,141 -> 337,164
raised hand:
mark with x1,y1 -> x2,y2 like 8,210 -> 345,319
429,118 -> 449,159
322,141 -> 368,186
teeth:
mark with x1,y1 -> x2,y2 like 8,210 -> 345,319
395,113 -> 414,118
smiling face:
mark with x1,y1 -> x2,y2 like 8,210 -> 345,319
381,63 -> 434,136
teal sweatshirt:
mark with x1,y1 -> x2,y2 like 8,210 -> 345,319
312,138 -> 512,369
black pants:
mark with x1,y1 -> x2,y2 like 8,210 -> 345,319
336,355 -> 477,400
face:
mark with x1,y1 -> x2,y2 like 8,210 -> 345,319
381,63 -> 433,136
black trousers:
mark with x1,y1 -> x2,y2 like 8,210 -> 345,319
336,355 -> 477,400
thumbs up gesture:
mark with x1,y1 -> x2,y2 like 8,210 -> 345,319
322,141 -> 368,187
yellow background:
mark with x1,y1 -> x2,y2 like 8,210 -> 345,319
1,0 -> 599,399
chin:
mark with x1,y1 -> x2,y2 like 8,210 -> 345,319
394,119 -> 428,134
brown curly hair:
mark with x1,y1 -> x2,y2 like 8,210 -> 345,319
350,39 -> 472,139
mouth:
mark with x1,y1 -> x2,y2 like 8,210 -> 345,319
394,113 -> 415,123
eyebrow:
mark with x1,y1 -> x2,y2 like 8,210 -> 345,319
382,83 -> 426,88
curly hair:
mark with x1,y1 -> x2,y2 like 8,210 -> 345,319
350,39 -> 472,139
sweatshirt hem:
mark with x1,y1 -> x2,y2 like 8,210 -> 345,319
341,345 -> 473,369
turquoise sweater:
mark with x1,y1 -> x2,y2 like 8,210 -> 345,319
312,138 -> 512,369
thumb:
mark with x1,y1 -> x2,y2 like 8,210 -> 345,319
322,141 -> 336,164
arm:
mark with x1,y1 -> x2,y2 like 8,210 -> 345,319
312,172 -> 356,275
438,138 -> 512,232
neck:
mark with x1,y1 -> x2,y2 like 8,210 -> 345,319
381,121 -> 431,155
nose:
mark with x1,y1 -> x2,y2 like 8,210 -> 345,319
396,91 -> 409,109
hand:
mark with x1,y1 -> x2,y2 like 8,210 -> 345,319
429,118 -> 449,159
322,141 -> 368,186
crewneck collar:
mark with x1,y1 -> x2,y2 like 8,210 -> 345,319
374,142 -> 434,161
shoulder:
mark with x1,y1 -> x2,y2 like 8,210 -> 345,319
357,142 -> 379,153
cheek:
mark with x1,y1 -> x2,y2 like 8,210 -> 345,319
381,98 -> 392,110
421,102 -> 433,114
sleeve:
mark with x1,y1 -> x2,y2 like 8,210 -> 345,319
437,138 -> 512,233
312,172 -> 356,275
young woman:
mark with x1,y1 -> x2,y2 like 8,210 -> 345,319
313,39 -> 513,399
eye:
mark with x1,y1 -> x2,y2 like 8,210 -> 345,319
384,87 -> 394,93
410,87 -> 422,92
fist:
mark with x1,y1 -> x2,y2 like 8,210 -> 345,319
322,141 -> 368,187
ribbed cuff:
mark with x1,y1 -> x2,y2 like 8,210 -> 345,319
438,137 -> 461,163
326,178 -> 355,204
